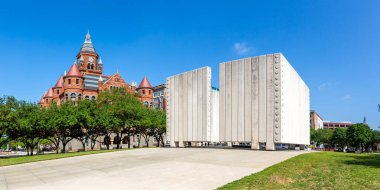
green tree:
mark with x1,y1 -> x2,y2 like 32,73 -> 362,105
151,109 -> 166,147
0,96 -> 18,148
347,123 -> 373,152
331,128 -> 347,152
7,102 -> 46,156
96,89 -> 143,149
74,100 -> 97,151
371,130 -> 380,151
313,129 -> 333,147
50,102 -> 79,153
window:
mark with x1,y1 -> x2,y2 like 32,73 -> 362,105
85,95 -> 89,100
76,79 -> 79,85
71,93 -> 76,105
142,90 -> 145,94
91,96 -> 96,101
78,94 -> 82,100
65,94 -> 68,100
144,101 -> 149,107
56,90 -> 59,94
90,64 -> 94,70
149,90 -> 151,94
45,99 -> 48,103
68,79 -> 71,85
87,64 -> 90,69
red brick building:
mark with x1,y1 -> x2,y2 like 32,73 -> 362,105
38,32 -> 153,107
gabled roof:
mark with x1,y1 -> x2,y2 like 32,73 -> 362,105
66,63 -> 82,77
54,76 -> 64,88
103,72 -> 129,86
138,76 -> 152,89
45,87 -> 53,98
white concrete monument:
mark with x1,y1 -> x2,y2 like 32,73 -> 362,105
219,53 -> 310,150
166,67 -> 212,147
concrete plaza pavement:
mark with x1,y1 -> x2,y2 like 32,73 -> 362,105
0,148 -> 307,190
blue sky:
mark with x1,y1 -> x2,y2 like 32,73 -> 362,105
0,0 -> 379,129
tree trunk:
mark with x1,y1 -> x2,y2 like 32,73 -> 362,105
62,142 -> 66,153
30,146 -> 34,156
116,133 -> 120,149
91,137 -> 96,150
137,135 -> 141,148
81,140 -> 86,152
127,135 -> 131,149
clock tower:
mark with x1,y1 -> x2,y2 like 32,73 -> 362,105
76,31 -> 103,76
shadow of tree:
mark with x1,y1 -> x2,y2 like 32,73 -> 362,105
339,153 -> 380,168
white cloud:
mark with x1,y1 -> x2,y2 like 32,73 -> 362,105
342,94 -> 351,100
318,82 -> 333,91
233,42 -> 250,55
318,82 -> 340,91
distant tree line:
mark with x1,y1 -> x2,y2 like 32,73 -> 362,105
0,89 -> 166,156
311,123 -> 380,152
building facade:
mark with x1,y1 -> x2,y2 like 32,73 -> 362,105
323,121 -> 352,130
152,84 -> 166,111
38,32 -> 153,107
310,110 -> 324,130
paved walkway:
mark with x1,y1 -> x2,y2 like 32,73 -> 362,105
0,148 -> 307,190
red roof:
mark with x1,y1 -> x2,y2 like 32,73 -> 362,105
39,93 -> 45,104
66,63 -> 81,77
138,76 -> 152,89
45,87 -> 53,98
54,76 -> 64,88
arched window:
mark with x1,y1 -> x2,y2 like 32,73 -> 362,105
65,93 -> 68,100
91,96 -> 96,101
144,101 -> 149,107
142,90 -> 145,94
71,93 -> 76,105
87,64 -> 91,69
150,102 -> 153,107
85,95 -> 89,100
78,94 -> 82,101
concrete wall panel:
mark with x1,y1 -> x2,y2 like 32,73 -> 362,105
231,61 -> 238,141
251,57 -> 259,149
166,67 -> 211,145
225,62 -> 232,141
219,63 -> 226,141
258,55 -> 267,142
244,58 -> 252,142
237,59 -> 245,142
266,54 -> 275,150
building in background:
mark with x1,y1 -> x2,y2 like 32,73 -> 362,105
38,32 -> 153,108
323,121 -> 352,130
136,76 -> 154,107
310,110 -> 324,130
152,83 -> 166,111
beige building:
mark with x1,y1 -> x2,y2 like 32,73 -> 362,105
310,110 -> 324,130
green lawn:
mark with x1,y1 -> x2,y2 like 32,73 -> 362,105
0,149 -> 126,167
218,152 -> 380,190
